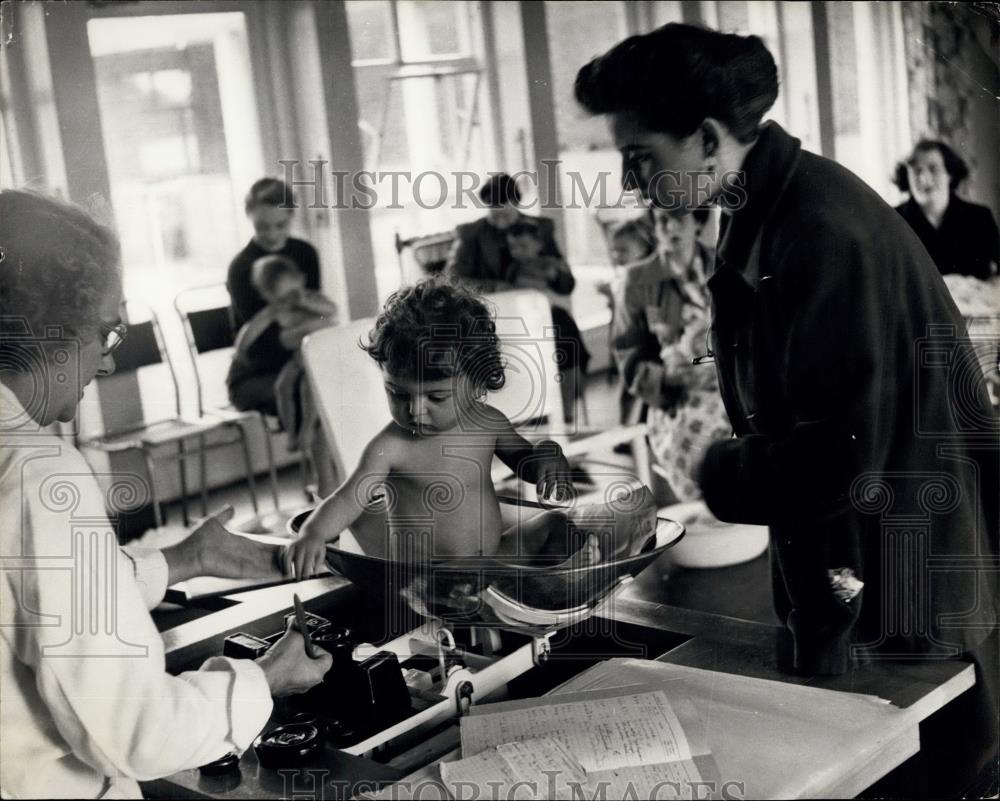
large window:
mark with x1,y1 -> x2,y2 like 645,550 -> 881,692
708,1 -> 822,155
545,0 -> 634,271
87,13 -> 264,306
827,1 -> 910,201
346,0 -> 496,301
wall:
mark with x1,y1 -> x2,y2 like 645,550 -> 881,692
902,2 -> 1000,212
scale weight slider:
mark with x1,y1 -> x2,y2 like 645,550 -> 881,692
254,722 -> 322,768
198,751 -> 240,776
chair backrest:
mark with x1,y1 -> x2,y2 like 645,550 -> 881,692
96,300 -> 183,434
301,290 -> 565,479
301,318 -> 386,478
395,230 -> 456,283
482,289 -> 564,434
174,284 -> 237,416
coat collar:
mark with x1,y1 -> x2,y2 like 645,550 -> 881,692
713,122 -> 803,290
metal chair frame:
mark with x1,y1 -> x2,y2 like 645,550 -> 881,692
174,285 -> 315,508
78,300 -> 259,528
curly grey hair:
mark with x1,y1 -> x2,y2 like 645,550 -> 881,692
0,190 -> 121,357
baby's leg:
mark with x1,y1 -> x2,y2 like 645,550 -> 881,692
274,361 -> 302,450
497,510 -> 602,566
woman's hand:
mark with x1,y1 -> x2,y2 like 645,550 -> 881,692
255,619 -> 332,697
162,507 -> 283,585
282,527 -> 329,581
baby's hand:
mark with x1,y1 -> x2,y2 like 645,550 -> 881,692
282,528 -> 329,581
534,441 -> 573,502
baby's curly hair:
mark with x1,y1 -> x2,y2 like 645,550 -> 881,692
0,190 -> 120,357
362,279 -> 505,393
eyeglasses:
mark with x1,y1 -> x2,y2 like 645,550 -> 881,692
100,322 -> 128,356
691,325 -> 715,365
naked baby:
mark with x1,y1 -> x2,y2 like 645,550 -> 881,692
283,280 -> 592,579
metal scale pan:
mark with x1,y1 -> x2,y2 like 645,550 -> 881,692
288,500 -> 685,633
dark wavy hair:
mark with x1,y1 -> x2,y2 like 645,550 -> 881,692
362,279 -> 505,393
479,173 -> 522,207
245,177 -> 295,212
0,190 -> 120,359
574,23 -> 778,144
892,140 -> 969,194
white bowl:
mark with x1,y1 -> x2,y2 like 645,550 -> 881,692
660,501 -> 769,569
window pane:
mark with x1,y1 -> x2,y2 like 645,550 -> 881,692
348,2 -> 492,300
777,1 -> 821,155
397,0 -> 474,62
545,1 -> 629,270
346,0 -> 395,63
546,1 -> 626,152
87,13 -> 264,306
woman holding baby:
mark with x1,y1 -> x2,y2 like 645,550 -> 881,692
446,173 -> 591,424
226,177 -> 339,494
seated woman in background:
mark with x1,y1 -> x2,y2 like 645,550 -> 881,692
612,206 -> 730,502
226,177 -> 321,415
446,174 -> 590,423
894,139 -> 999,279
225,177 -> 338,494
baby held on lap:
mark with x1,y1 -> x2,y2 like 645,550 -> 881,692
283,280 -> 602,579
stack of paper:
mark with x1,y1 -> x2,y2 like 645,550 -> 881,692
441,684 -> 720,800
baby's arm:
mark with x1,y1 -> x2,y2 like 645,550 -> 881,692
492,409 -> 572,501
296,290 -> 339,319
233,305 -> 277,356
283,433 -> 392,579
278,299 -> 338,350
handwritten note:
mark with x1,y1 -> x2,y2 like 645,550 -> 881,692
461,689 -> 694,771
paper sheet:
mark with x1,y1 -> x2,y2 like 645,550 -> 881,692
452,686 -> 716,800
443,736 -> 648,801
462,687 -> 701,771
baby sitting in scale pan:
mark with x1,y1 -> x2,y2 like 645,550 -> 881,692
282,280 -> 654,581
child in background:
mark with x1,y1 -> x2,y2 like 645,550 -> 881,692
599,217 -> 656,310
233,254 -> 338,450
601,218 -> 657,425
505,220 -> 575,311
608,218 -> 656,268
504,220 -> 591,424
283,280 -> 579,579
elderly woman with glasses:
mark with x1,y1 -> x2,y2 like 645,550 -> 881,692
0,190 -> 332,799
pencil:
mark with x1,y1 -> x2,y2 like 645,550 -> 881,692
292,593 -> 317,658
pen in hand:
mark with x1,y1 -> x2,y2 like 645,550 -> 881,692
292,593 -> 318,658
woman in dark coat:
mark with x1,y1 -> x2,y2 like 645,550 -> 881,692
446,174 -> 590,423
893,139 -> 999,280
576,23 -> 997,797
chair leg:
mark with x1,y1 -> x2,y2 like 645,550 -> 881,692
177,439 -> 190,527
235,424 -> 260,515
260,415 -> 281,511
633,433 -> 652,491
142,449 -> 165,528
299,452 -> 312,501
198,433 -> 209,518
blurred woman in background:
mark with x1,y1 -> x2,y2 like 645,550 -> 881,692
894,139 -> 999,279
